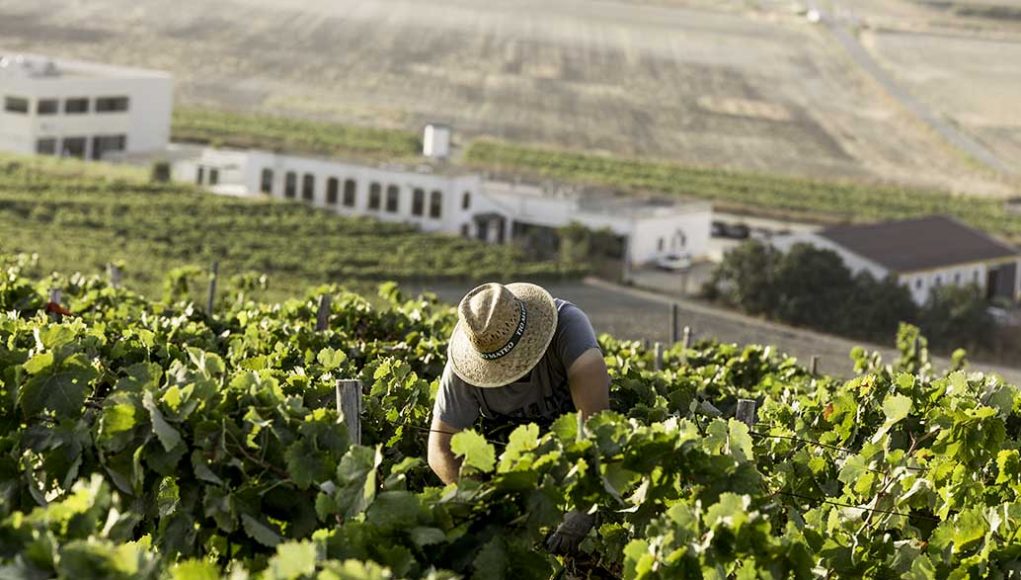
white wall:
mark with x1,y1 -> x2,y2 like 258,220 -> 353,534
628,209 -> 712,264
1,62 -> 172,159
771,233 -> 1020,305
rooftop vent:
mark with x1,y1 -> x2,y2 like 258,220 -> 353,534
422,124 -> 451,160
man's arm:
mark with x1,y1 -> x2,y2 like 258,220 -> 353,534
567,347 -> 611,419
427,415 -> 464,484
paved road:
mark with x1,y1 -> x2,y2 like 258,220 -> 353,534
413,278 -> 1021,383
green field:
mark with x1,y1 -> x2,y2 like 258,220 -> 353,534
173,108 -> 1021,243
0,153 -> 582,301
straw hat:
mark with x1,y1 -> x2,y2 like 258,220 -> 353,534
449,282 -> 559,388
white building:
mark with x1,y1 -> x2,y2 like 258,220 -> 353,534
772,216 -> 1020,304
0,53 -> 172,160
173,146 -> 712,265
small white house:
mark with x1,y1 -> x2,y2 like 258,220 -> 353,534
0,53 -> 172,160
173,145 -> 712,265
772,216 -> 1021,304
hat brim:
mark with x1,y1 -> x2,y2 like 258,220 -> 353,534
448,283 -> 558,388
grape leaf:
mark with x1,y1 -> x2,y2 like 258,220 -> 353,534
19,353 -> 97,417
267,540 -> 317,580
451,431 -> 495,474
142,391 -> 182,452
241,514 -> 282,547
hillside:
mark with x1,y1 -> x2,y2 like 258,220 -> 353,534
2,0 -> 1016,196
0,154 -> 582,301
175,108 -> 1021,243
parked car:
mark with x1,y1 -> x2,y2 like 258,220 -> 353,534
725,223 -> 750,239
655,252 -> 693,271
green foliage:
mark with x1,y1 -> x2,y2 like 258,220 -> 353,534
918,284 -> 994,354
465,140 -> 1021,243
2,259 -> 1021,578
0,155 -> 584,302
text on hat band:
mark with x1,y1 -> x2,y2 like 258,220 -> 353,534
478,300 -> 528,361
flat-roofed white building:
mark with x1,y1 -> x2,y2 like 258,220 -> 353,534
173,146 -> 712,266
0,53 -> 172,160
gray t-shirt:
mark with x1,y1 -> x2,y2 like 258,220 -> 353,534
433,299 -> 600,430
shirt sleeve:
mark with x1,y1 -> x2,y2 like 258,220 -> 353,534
552,303 -> 601,371
432,362 -> 481,430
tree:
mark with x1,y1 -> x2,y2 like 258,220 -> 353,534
918,284 -> 993,354
772,243 -> 854,329
841,271 -> 918,342
705,240 -> 779,316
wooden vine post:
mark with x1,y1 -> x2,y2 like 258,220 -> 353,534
682,326 -> 692,349
736,399 -> 757,429
653,342 -> 663,371
670,304 -> 679,344
315,294 -> 332,332
336,379 -> 362,445
810,355 -> 819,375
206,261 -> 219,314
107,263 -> 122,289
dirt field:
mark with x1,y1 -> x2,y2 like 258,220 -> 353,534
0,0 -> 1016,195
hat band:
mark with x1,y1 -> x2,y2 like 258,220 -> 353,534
478,301 -> 528,361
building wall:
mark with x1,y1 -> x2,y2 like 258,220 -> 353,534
181,148 -> 492,235
772,233 -> 1020,305
1,71 -> 172,159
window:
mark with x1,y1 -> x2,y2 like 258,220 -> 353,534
326,177 -> 339,205
954,272 -> 960,283
343,179 -> 357,207
657,237 -> 665,252
36,138 -> 57,155
209,168 -> 220,186
974,270 -> 980,283
429,190 -> 442,219
368,183 -> 382,210
260,168 -> 274,194
61,137 -> 87,159
462,191 -> 471,210
37,99 -> 58,115
197,166 -> 205,185
302,174 -> 315,201
91,135 -> 126,160
386,185 -> 399,213
3,96 -> 28,114
915,278 -> 922,289
934,276 -> 942,287
460,224 -> 470,238
95,96 -> 129,113
412,188 -> 425,216
285,172 -> 297,199
64,98 -> 89,114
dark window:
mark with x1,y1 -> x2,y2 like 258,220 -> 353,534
368,183 -> 382,210
37,99 -> 58,115
954,272 -> 960,283
915,278 -> 922,289
64,98 -> 89,114
61,137 -> 87,159
657,238 -> 665,252
4,96 -> 28,114
326,177 -> 339,205
462,191 -> 471,210
386,185 -> 399,213
412,188 -> 425,216
95,96 -> 129,113
429,190 -> 442,219
460,224 -> 470,237
91,135 -> 126,160
260,168 -> 274,194
209,168 -> 220,185
285,172 -> 297,198
343,179 -> 357,207
302,174 -> 315,201
197,166 -> 205,185
36,138 -> 57,155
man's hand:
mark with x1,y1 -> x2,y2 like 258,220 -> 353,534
427,416 -> 463,484
567,348 -> 611,420
546,510 -> 596,555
